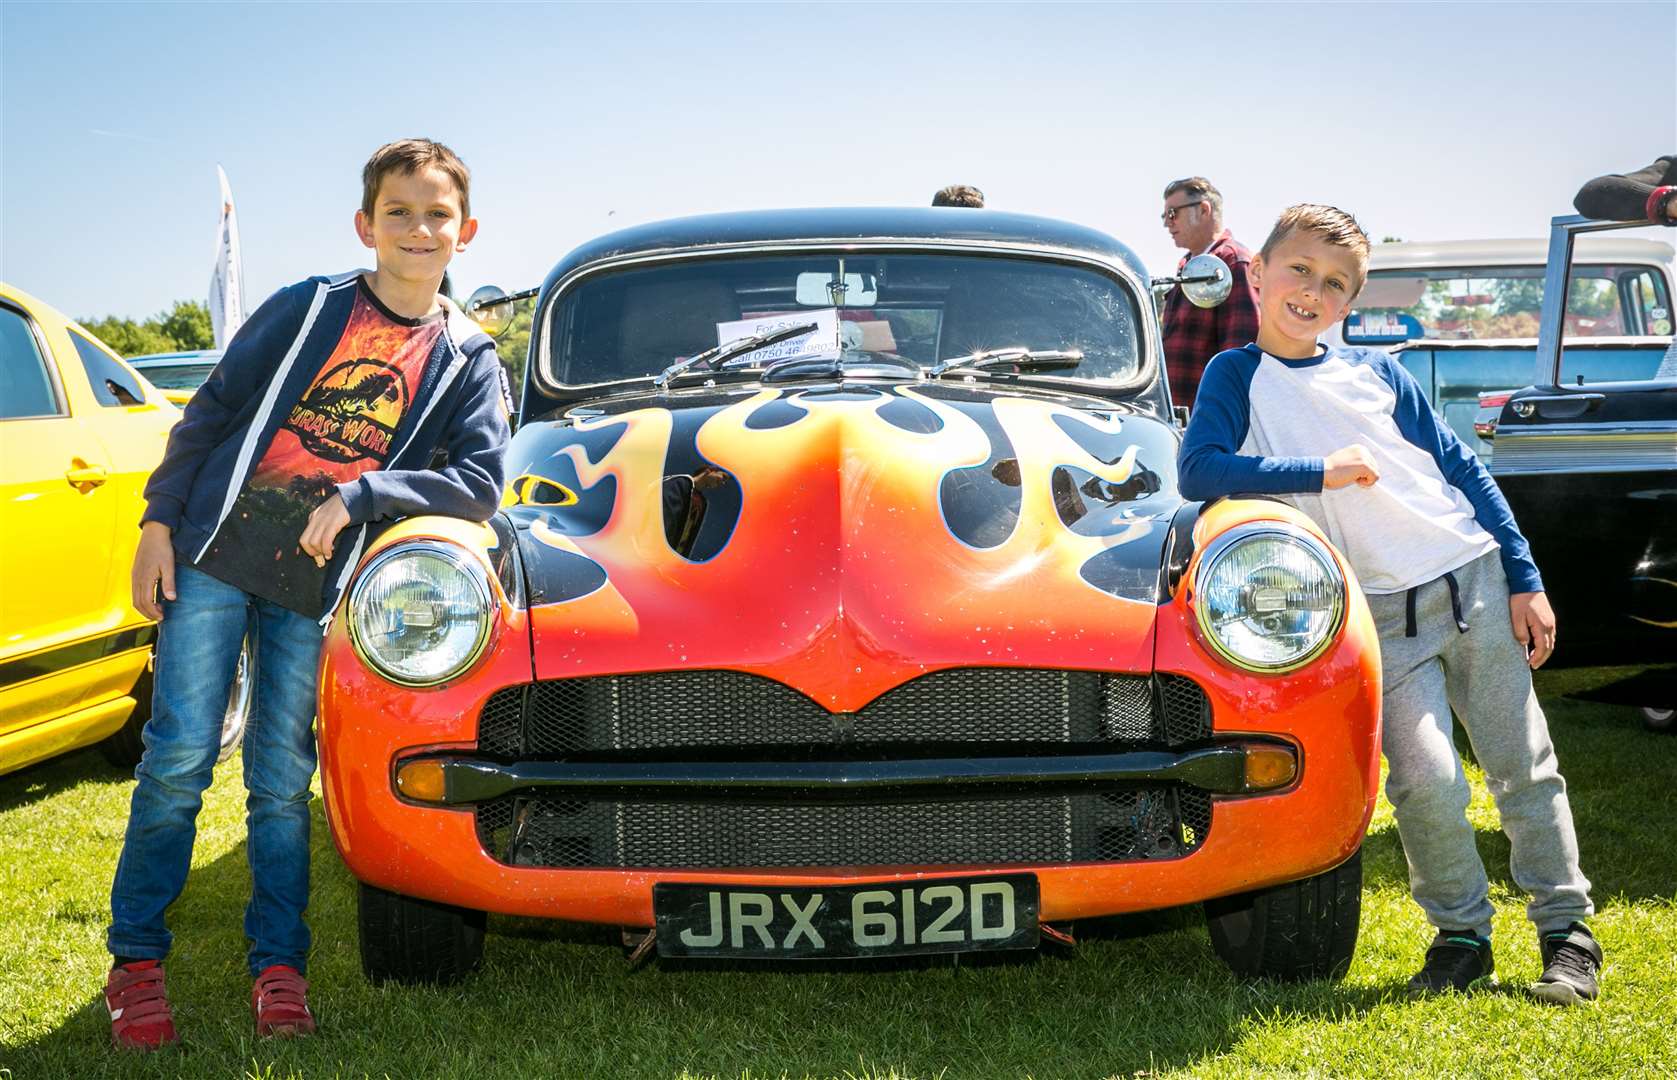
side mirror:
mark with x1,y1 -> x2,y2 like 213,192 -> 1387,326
1151,255 -> 1233,309
465,284 -> 539,337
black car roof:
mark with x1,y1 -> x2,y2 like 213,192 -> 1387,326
538,207 -> 1150,295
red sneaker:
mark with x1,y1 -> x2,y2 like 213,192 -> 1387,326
252,964 -> 316,1037
106,960 -> 178,1051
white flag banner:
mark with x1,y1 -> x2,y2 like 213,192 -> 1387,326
208,165 -> 245,348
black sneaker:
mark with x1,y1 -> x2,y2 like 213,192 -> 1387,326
1531,923 -> 1602,1005
1407,931 -> 1495,996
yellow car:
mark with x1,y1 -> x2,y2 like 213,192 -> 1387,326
0,283 -> 246,775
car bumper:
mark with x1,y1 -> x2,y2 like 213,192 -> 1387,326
318,585 -> 1379,925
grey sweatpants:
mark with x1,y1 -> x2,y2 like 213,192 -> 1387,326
1367,549 -> 1593,939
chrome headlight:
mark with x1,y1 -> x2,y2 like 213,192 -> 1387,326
1193,524 -> 1346,673
348,542 -> 493,687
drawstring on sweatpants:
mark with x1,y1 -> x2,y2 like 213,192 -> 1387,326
1443,571 -> 1470,633
1403,570 -> 1471,638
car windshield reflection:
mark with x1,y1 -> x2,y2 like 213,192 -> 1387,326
547,253 -> 1143,387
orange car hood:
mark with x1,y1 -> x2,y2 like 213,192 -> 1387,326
505,382 -> 1184,711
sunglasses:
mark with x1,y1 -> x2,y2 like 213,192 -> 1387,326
1161,201 -> 1204,224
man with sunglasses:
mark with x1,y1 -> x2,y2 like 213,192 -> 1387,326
1160,177 -> 1260,411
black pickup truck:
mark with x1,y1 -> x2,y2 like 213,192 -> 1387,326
1476,215 -> 1676,729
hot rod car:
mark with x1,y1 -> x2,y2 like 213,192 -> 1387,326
316,209 -> 1381,983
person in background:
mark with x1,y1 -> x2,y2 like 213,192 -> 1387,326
1575,156 -> 1677,376
1159,176 -> 1260,412
1573,155 -> 1677,223
932,184 -> 985,208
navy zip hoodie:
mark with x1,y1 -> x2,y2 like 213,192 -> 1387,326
142,271 -> 511,622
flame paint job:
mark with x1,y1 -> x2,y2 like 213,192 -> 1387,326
317,376 -> 1382,926
505,383 -> 1179,709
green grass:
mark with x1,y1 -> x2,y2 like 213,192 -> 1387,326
3,665 -> 1674,1079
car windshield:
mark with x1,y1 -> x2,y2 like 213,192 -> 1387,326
134,362 -> 216,390
1345,264 -> 1672,342
546,253 -> 1144,386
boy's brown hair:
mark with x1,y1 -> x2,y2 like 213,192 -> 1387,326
361,138 -> 471,219
1258,204 -> 1370,289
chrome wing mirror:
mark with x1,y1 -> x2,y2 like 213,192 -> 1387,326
465,284 -> 539,337
1150,254 -> 1233,309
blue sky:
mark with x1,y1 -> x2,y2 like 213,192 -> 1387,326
3,2 -> 1674,321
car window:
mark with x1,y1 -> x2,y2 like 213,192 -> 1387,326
1345,264 -> 1667,342
135,362 -> 216,390
69,330 -> 146,406
1626,268 -> 1673,336
547,253 -> 1144,386
0,304 -> 64,420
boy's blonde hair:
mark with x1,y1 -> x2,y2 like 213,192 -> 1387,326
1259,204 -> 1370,289
361,138 -> 471,219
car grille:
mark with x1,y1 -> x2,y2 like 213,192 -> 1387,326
471,668 -> 1214,871
474,788 -> 1213,870
477,668 -> 1211,757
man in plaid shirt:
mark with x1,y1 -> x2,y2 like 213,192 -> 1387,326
1160,177 -> 1260,411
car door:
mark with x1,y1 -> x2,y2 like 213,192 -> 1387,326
0,300 -> 122,740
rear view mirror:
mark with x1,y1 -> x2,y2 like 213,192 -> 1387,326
466,286 -> 517,337
795,272 -> 877,308
1150,255 -> 1233,309
466,284 -> 541,337
1179,255 -> 1233,309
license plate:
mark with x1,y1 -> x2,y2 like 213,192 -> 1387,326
652,873 -> 1040,959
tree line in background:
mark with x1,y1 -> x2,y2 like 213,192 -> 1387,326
81,300 -> 216,357
493,299 -> 533,406
82,297 -> 535,408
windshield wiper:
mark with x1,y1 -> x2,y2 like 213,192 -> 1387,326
929,347 -> 1083,378
761,349 -> 922,382
654,322 -> 820,389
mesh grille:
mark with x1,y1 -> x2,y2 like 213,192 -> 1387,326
469,669 -> 1216,871
477,686 -> 524,757
475,788 -> 1205,870
477,669 -> 1211,757
1157,674 -> 1213,745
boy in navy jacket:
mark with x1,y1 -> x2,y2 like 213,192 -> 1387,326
1179,205 -> 1600,1005
106,139 -> 510,1049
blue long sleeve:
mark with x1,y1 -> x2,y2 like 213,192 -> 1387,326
141,284 -> 309,530
336,345 -> 511,525
1374,355 -> 1543,593
1178,347 -> 1325,500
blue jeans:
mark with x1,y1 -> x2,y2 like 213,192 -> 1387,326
108,564 -> 324,976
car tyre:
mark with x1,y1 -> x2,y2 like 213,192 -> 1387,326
1204,847 -> 1361,982
1642,705 -> 1675,733
99,667 -> 153,767
358,881 -> 485,985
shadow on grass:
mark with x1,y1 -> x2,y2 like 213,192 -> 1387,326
0,744 -> 133,813
10,687 -> 1665,1078
9,805 -> 1414,1080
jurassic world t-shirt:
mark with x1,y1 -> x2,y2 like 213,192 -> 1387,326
194,279 -> 445,616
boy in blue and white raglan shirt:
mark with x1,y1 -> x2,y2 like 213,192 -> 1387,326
106,140 -> 510,1050
1179,205 -> 1602,1004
